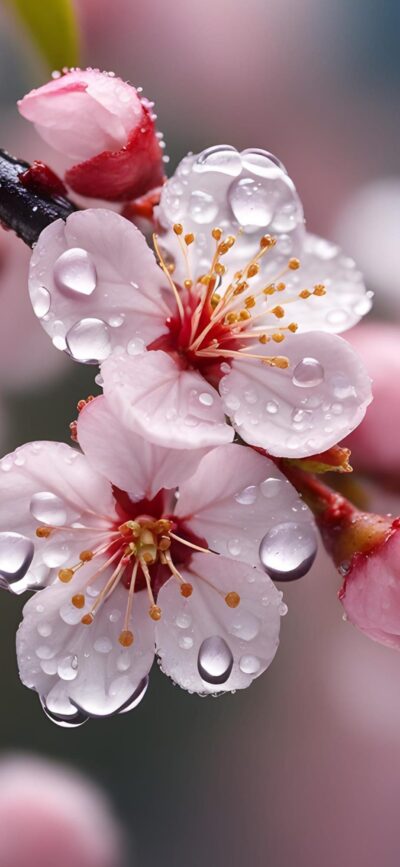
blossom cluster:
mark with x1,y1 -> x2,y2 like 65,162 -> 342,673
0,68 -> 389,727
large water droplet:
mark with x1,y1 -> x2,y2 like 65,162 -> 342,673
66,318 -> 111,363
189,190 -> 218,223
118,677 -> 149,714
40,697 -> 88,728
53,248 -> 97,297
197,636 -> 233,685
31,285 -> 51,318
57,654 -> 78,681
241,148 -> 286,175
259,521 -> 317,581
30,491 -> 67,526
292,358 -> 324,388
260,477 -> 283,498
0,532 -> 34,588
229,177 -> 274,228
235,485 -> 257,505
195,145 -> 242,176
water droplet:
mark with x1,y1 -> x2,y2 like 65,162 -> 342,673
31,285 -> 51,318
189,190 -> 218,223
109,609 -> 121,623
339,560 -> 350,576
118,676 -> 149,714
94,637 -> 113,654
117,653 -> 131,672
175,612 -> 192,629
108,313 -> 125,327
53,248 -> 97,296
259,521 -> 317,581
239,654 -> 261,674
227,538 -> 241,556
30,491 -> 67,526
36,645 -> 55,660
241,148 -> 286,176
0,532 -> 34,588
127,337 -> 146,356
197,636 -> 233,685
266,400 -> 279,414
229,177 -> 274,228
228,610 -> 260,641
199,392 -> 214,406
195,145 -> 241,176
292,358 -> 324,388
235,485 -> 257,505
40,698 -> 88,728
260,477 -> 283,498
42,541 -> 70,568
37,623 -> 53,638
58,654 -> 78,681
279,602 -> 288,616
178,635 -> 194,650
66,318 -> 111,363
244,389 -> 258,404
224,393 -> 241,411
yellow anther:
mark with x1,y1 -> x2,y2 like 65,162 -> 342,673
142,547 -> 157,565
218,241 -> 230,255
214,263 -> 226,276
226,235 -> 236,248
299,289 -> 311,299
211,293 -> 221,308
276,282 -> 286,292
72,593 -> 85,609
119,630 -> 134,647
200,274 -> 212,285
125,542 -> 137,556
173,223 -> 183,235
247,263 -> 260,278
260,234 -> 275,249
234,270 -> 243,280
184,233 -> 195,245
81,613 -> 94,625
263,285 -> 275,296
79,550 -> 94,562
36,526 -> 52,538
212,227 -> 222,241
149,604 -> 162,621
288,257 -> 301,270
313,284 -> 326,296
58,568 -> 74,583
258,334 -> 269,344
233,282 -> 247,296
180,582 -> 193,598
225,591 -> 240,608
271,356 -> 289,369
167,263 -> 175,274
153,519 -> 173,534
244,295 -> 256,309
119,521 -> 141,537
239,309 -> 251,320
158,535 -> 171,552
226,312 -> 239,325
272,333 -> 285,343
288,322 -> 298,332
272,305 -> 285,318
184,279 -> 193,289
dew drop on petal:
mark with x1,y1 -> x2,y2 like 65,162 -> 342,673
30,491 -> 67,526
175,612 -> 192,629
94,637 -> 113,654
118,676 -> 149,714
260,477 -> 283,498
66,318 -> 111,363
229,177 -> 274,228
40,698 -> 88,728
127,337 -> 146,356
266,400 -> 279,414
241,148 -> 286,175
0,532 -> 34,588
197,636 -> 233,685
53,248 -> 97,297
189,190 -> 218,223
239,654 -> 261,674
199,392 -> 214,406
228,610 -> 260,641
292,358 -> 324,388
227,538 -> 241,556
31,285 -> 51,318
235,485 -> 257,505
194,145 -> 242,176
178,635 -> 194,650
259,521 -> 318,581
57,654 -> 78,681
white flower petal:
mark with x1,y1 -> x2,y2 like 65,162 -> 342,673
156,552 -> 282,694
78,395 -> 208,499
175,443 -> 313,565
219,331 -> 372,457
17,578 -> 154,718
102,349 -> 234,449
29,210 -> 172,363
0,442 -> 116,593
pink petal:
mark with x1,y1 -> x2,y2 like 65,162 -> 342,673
17,579 -> 154,717
156,552 -> 282,694
219,331 -> 372,457
78,395 -> 209,499
29,209 -> 171,363
175,443 -> 313,565
0,442 -> 116,593
102,350 -> 234,449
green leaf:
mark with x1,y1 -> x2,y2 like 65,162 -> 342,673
6,0 -> 80,71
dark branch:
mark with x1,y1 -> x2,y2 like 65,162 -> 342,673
0,149 -> 77,247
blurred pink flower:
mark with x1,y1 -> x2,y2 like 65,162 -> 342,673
18,69 -> 165,201
0,754 -> 123,867
345,323 -> 400,474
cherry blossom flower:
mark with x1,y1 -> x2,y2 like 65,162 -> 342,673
18,68 -> 165,201
0,755 -> 124,867
28,146 -> 372,458
0,393 -> 318,721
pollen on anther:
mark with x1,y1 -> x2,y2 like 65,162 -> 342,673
299,289 -> 311,299
149,604 -> 162,621
215,263 -> 226,276
81,613 -> 94,626
239,309 -> 251,320
260,234 -> 275,249
225,591 -> 240,608
119,629 -> 134,647
180,582 -> 193,598
173,223 -> 183,235
244,295 -> 256,309
79,550 -> 94,562
313,283 -> 326,296
36,526 -> 52,538
247,263 -> 260,278
158,535 -> 171,552
72,593 -> 85,609
212,227 -> 222,241
272,333 -> 285,343
184,279 -> 193,289
184,233 -> 195,245
258,334 -> 269,344
271,305 -> 285,319
58,568 -> 74,583
288,257 -> 301,270
288,322 -> 298,332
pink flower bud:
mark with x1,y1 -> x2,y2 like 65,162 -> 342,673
345,323 -> 400,474
18,69 -> 165,201
0,755 -> 124,867
340,519 -> 400,650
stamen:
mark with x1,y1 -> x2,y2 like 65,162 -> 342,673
169,532 -> 211,555
140,558 -> 161,619
119,560 -> 139,647
225,591 -> 240,608
153,233 -> 185,319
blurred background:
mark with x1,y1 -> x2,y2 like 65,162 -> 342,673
0,1 -> 400,865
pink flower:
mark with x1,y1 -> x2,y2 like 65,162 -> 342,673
0,392 -> 317,720
28,146 -> 372,458
340,519 -> 400,650
345,323 -> 400,474
0,755 -> 123,867
18,69 -> 165,201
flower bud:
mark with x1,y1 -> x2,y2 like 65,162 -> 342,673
18,68 -> 165,202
